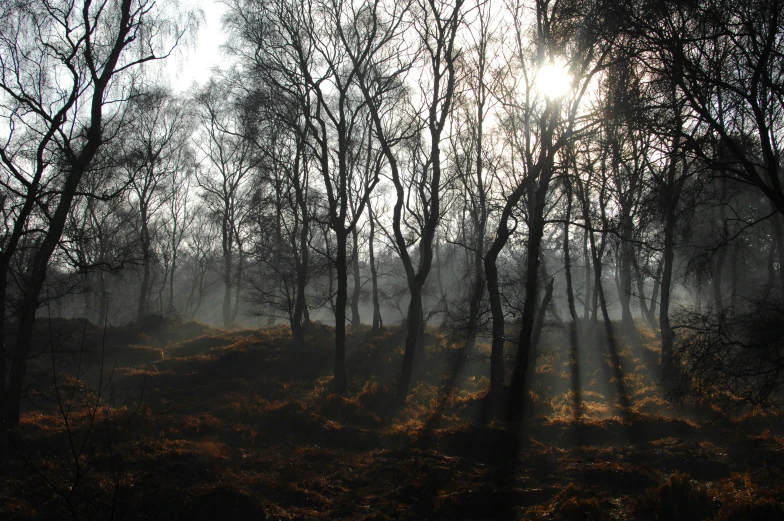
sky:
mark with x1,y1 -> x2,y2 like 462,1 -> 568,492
167,0 -> 229,93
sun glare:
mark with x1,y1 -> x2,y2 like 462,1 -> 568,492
537,60 -> 572,100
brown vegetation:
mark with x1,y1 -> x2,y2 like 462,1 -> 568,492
2,320 -> 784,520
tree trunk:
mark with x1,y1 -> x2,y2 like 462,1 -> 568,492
633,255 -> 656,328
395,289 -> 423,407
508,179 -> 549,422
137,216 -> 151,324
369,206 -> 382,331
563,188 -> 579,324
98,271 -> 109,327
484,177 -> 533,410
465,245 -> 485,353
485,247 -> 506,406
618,217 -> 635,329
334,230 -> 348,394
650,259 -> 661,320
532,277 -> 554,359
292,231 -> 309,348
232,250 -> 243,324
3,156 -> 93,426
169,254 -> 177,316
350,228 -> 361,328
435,239 -> 444,299
583,226 -> 592,322
765,233 -> 777,296
222,246 -> 233,329
660,214 -> 675,369
540,255 -> 563,325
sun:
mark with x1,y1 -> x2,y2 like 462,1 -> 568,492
537,59 -> 572,100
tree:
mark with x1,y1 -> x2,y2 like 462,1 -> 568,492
193,80 -> 257,329
344,0 -> 464,406
493,0 -> 613,420
0,0 -> 197,427
121,89 -> 192,323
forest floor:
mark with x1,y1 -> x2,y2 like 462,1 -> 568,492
2,317 -> 784,520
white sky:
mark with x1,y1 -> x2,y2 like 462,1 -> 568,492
166,0 -> 230,93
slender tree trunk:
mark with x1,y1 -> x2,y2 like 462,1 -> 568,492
350,228 -> 361,328
98,271 -> 108,327
169,239 -> 178,316
650,260 -> 661,320
435,239 -> 444,299
138,215 -> 151,324
508,172 -> 551,421
222,238 -> 233,329
395,289 -> 423,406
660,210 -> 676,369
292,240 -> 309,348
583,226 -> 592,322
292,149 -> 310,347
334,230 -> 348,394
563,186 -> 578,324
369,206 -> 382,331
507,214 -> 544,421
633,255 -> 656,327
484,177 -> 532,410
618,217 -> 635,328
532,277 -> 554,359
485,247 -> 506,404
539,255 -> 563,325
327,254 -> 336,319
765,234 -> 777,296
232,249 -> 243,324
465,246 -> 485,353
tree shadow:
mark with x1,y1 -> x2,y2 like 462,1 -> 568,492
599,320 -> 638,442
568,320 -> 585,446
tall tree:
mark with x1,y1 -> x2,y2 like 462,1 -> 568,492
343,0 -> 464,406
0,0 -> 196,426
193,80 -> 257,328
121,89 -> 192,323
499,0 -> 613,420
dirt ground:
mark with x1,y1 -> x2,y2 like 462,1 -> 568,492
2,318 -> 783,520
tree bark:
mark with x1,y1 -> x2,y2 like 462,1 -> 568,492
222,225 -> 233,329
137,213 -> 152,324
369,204 -> 382,332
350,228 -> 361,328
334,230 -> 348,394
563,182 -> 579,324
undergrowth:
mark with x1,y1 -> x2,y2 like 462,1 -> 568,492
2,318 -> 783,520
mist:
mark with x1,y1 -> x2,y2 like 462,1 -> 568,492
3,0 -> 784,518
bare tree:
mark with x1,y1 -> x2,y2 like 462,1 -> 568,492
496,0 -> 613,420
193,80 -> 257,329
0,0 -> 197,427
343,0 -> 465,406
121,89 -> 192,323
